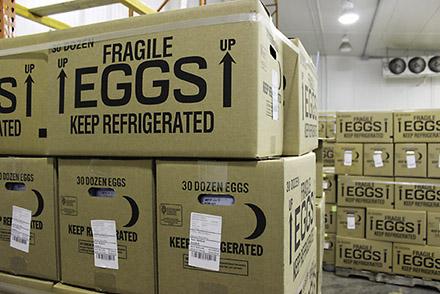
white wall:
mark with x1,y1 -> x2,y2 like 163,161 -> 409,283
318,55 -> 440,112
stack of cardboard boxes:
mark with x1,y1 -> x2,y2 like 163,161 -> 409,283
317,114 -> 337,270
0,0 -> 320,293
332,110 -> 440,281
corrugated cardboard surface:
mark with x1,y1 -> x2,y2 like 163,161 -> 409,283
337,207 -> 365,238
324,204 -> 337,234
336,112 -> 393,143
53,283 -> 101,294
326,120 -> 336,139
366,208 -> 426,245
336,236 -> 392,273
394,110 -> 440,143
0,52 -> 48,155
428,143 -> 440,178
319,120 -> 326,138
323,140 -> 335,167
338,175 -> 394,209
0,272 -> 53,294
282,38 -> 318,156
323,233 -> 336,265
156,154 -> 316,294
363,143 -> 394,177
58,159 -> 155,294
315,140 -> 323,197
44,0 -> 283,158
323,171 -> 336,204
427,212 -> 440,247
295,232 -> 318,294
0,158 -> 58,281
315,196 -> 325,294
395,177 -> 440,211
334,143 -> 363,175
394,143 -> 427,178
393,243 -> 440,280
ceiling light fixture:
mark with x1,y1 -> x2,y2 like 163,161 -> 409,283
338,0 -> 359,25
339,35 -> 353,53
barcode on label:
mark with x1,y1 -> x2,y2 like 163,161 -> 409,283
12,235 -> 27,245
191,251 -> 217,262
96,253 -> 116,261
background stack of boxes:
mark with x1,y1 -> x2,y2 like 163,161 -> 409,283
332,110 -> 440,281
0,0 -> 321,293
318,113 -> 338,270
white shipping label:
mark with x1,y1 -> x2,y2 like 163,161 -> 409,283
373,152 -> 384,168
346,214 -> 356,230
324,241 -> 331,250
91,220 -> 119,270
10,206 -> 32,253
344,150 -> 353,166
323,180 -> 329,190
406,153 -> 417,169
188,212 -> 222,271
272,70 -> 279,120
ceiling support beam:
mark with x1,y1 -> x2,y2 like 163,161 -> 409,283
361,0 -> 381,59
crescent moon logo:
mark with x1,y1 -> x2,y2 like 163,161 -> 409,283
356,215 -> 362,222
418,152 -> 423,160
354,152 -> 360,160
244,203 -> 266,240
32,189 -> 44,217
123,196 -> 139,228
327,180 -> 333,189
384,152 -> 390,161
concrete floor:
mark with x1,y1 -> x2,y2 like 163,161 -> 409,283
322,271 -> 438,294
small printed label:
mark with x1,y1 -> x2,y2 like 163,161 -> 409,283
406,153 -> 417,169
323,180 -> 329,190
91,220 -> 119,270
344,150 -> 353,166
10,206 -> 32,253
324,241 -> 331,250
188,212 -> 222,271
331,205 -> 337,212
272,70 -> 279,120
347,214 -> 356,230
373,151 -> 384,168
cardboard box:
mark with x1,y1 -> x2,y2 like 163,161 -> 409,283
324,204 -> 337,234
326,119 -> 336,139
428,143 -> 440,178
315,140 -> 323,197
394,110 -> 440,143
282,38 -> 318,156
296,236 -> 318,294
53,283 -> 101,294
43,0 -> 283,158
0,158 -> 58,281
366,208 -> 426,245
336,111 -> 393,143
395,177 -> 440,211
427,212 -> 440,247
0,34 -> 49,155
334,143 -> 363,175
394,143 -> 427,178
393,243 -> 440,280
337,207 -> 365,238
319,120 -> 326,138
336,236 -> 392,273
58,159 -> 155,294
322,170 -> 336,204
156,154 -> 316,294
363,143 -> 394,177
323,233 -> 336,265
338,175 -> 394,209
323,140 -> 335,167
0,272 -> 53,294
315,196 -> 325,294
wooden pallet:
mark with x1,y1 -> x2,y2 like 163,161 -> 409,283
335,267 -> 440,292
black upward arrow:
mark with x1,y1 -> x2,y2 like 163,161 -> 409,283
220,52 -> 236,108
25,75 -> 34,117
289,212 -> 293,265
58,69 -> 67,114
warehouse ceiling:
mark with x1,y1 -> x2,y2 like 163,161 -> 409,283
278,0 -> 440,58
